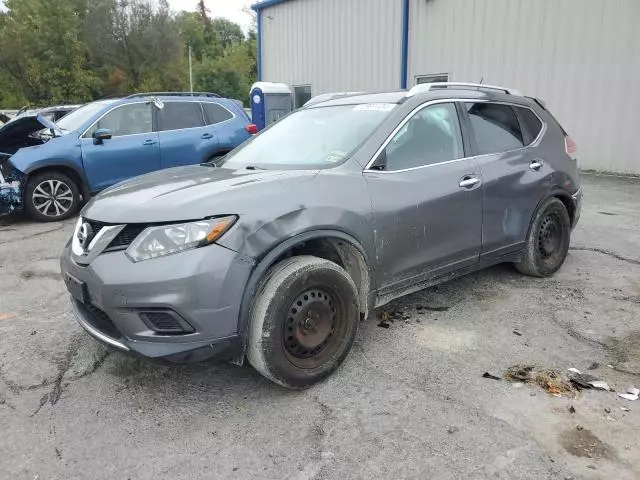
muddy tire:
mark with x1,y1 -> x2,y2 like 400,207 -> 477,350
246,255 -> 360,389
25,171 -> 80,222
516,197 -> 571,277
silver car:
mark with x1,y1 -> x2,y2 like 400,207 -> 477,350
60,82 -> 582,388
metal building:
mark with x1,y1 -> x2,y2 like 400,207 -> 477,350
253,0 -> 640,174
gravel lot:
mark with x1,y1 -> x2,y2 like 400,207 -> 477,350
1,173 -> 639,480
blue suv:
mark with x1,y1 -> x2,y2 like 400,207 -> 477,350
0,93 -> 254,221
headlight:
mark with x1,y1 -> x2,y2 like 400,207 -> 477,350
125,216 -> 237,262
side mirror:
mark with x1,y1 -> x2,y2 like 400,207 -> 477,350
93,128 -> 112,145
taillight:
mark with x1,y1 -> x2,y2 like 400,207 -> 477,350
565,136 -> 578,159
245,124 -> 258,135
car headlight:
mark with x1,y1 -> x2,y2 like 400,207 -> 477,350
125,216 -> 237,262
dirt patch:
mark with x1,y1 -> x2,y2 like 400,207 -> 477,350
560,428 -> 614,460
415,325 -> 477,353
606,331 -> 640,374
504,365 -> 577,396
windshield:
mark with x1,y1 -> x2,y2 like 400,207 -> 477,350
222,104 -> 395,169
56,100 -> 117,133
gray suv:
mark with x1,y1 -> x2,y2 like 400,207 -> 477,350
60,82 -> 582,389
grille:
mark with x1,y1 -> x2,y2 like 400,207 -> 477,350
104,224 -> 147,252
84,219 -> 107,234
83,303 -> 121,338
139,311 -> 194,334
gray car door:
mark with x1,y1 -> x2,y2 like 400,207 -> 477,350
364,101 -> 483,294
461,102 -> 550,260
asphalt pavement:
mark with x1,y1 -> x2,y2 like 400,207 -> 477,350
1,173 -> 639,480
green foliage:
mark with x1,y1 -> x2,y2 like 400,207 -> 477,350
0,0 -> 257,108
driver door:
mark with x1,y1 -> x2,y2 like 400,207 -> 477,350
80,102 -> 160,191
364,102 -> 483,293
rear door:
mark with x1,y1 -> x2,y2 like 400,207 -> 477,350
202,101 -> 250,153
157,101 -> 217,167
80,102 -> 160,191
365,101 -> 483,293
461,102 -> 550,259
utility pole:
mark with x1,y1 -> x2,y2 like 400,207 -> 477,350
188,44 -> 193,93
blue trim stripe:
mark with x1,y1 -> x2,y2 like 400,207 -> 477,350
257,10 -> 262,80
400,0 -> 410,89
251,0 -> 296,11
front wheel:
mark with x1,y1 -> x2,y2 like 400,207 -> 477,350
516,197 -> 571,277
246,256 -> 360,389
24,171 -> 81,222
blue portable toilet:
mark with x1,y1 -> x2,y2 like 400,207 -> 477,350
250,82 -> 292,131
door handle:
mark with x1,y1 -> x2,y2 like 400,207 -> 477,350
143,139 -> 157,146
201,133 -> 213,139
530,159 -> 544,171
459,176 -> 480,189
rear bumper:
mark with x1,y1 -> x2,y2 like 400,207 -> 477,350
60,241 -> 254,363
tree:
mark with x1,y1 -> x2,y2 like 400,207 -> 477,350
0,0 -> 100,104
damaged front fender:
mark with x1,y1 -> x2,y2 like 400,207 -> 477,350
0,154 -> 25,215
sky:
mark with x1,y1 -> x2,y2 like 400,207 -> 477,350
167,0 -> 254,31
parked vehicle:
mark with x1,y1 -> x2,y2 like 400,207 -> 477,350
60,82 -> 582,389
0,93 -> 254,220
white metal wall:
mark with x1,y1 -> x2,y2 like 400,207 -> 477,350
261,0 -> 402,95
408,0 -> 640,174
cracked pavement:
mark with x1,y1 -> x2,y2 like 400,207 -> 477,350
1,173 -> 639,479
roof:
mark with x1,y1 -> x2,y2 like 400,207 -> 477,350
251,0 -> 298,11
307,92 -> 408,108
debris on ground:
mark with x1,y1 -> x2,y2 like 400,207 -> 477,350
568,405 -> 576,414
588,380 -> 611,391
447,426 -> 459,434
0,312 -> 17,321
504,365 -> 576,396
377,311 -> 391,328
587,362 -> 599,370
568,371 -> 602,389
604,407 -> 611,413
576,425 -> 583,431
482,372 -> 501,380
513,329 -> 523,336
620,406 -> 631,412
617,387 -> 639,401
567,368 -> 582,374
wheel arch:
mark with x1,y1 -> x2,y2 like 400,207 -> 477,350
24,162 -> 90,199
525,189 -> 575,242
236,230 -> 374,360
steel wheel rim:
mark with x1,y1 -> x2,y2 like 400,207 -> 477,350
283,287 -> 342,368
537,213 -> 562,259
32,180 -> 73,217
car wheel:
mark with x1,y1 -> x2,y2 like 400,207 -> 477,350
516,197 -> 571,277
246,255 -> 360,389
25,171 -> 80,222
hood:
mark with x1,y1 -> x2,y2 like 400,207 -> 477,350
82,164 -> 319,223
0,114 -> 59,154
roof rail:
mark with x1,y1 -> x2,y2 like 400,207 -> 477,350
126,92 -> 221,98
407,82 -> 522,97
303,92 -> 367,107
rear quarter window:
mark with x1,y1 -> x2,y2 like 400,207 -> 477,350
202,102 -> 234,125
514,106 -> 544,144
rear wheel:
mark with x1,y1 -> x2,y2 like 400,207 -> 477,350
246,256 -> 360,389
25,171 -> 81,222
516,197 -> 571,277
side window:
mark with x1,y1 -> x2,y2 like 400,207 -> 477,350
382,102 -> 464,171
465,103 -> 524,155
514,106 -> 543,144
202,102 -> 234,125
84,103 -> 152,138
158,102 -> 205,131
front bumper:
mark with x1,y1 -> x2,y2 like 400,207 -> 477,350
0,155 -> 24,216
60,241 -> 254,363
